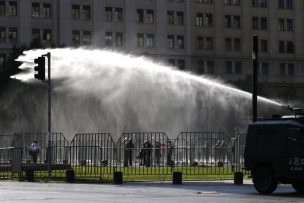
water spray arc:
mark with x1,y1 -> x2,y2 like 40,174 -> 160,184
6,48 -> 283,140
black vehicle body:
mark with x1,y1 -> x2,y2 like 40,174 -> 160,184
244,117 -> 304,194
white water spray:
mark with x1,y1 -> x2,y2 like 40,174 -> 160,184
4,48 -> 282,140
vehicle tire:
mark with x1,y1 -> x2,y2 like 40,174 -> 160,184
292,181 -> 304,194
253,166 -> 278,194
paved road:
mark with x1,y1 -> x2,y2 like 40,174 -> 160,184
0,180 -> 303,203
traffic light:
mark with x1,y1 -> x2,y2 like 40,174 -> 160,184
34,56 -> 45,80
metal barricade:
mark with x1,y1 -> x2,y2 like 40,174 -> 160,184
16,132 -> 70,178
174,132 -> 233,175
0,134 -> 15,179
232,133 -> 248,174
116,132 -> 172,176
69,133 -> 115,180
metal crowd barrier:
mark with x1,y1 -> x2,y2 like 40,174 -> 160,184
174,132 -> 233,175
116,132 -> 173,176
69,133 -> 115,180
0,131 -> 249,181
231,133 -> 248,174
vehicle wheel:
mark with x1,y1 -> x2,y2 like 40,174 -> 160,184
292,182 -> 304,194
253,166 -> 278,194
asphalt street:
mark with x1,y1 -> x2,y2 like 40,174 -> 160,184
0,180 -> 303,203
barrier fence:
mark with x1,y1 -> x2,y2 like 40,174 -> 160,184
69,133 -> 115,180
0,131 -> 248,181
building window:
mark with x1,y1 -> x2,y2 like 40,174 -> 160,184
168,59 -> 175,66
196,0 -> 213,4
32,3 -> 40,18
225,38 -> 232,51
225,15 -> 231,28
252,17 -> 267,30
287,63 -> 294,75
234,38 -> 241,51
260,62 -> 269,75
252,17 -> 258,29
0,27 -> 5,41
205,13 -> 213,27
278,0 -> 293,9
177,35 -> 184,49
278,19 -> 284,31
42,3 -> 51,18
286,41 -> 294,53
32,29 -> 40,40
113,8 -> 123,22
252,0 -> 267,7
177,59 -> 185,70
279,41 -> 285,53
137,9 -> 144,23
233,15 -> 240,28
72,30 -> 80,45
115,32 -> 123,47
168,35 -> 174,48
83,31 -> 91,45
278,0 -> 285,8
226,61 -> 233,74
105,7 -> 112,22
280,63 -> 294,76
260,39 -> 267,52
260,17 -> 267,30
279,41 -> 294,53
43,29 -> 51,43
286,0 -> 293,9
72,5 -> 80,19
206,37 -> 213,50
8,28 -> 17,42
196,13 -> 203,26
235,61 -> 242,74
105,32 -> 113,46
225,0 -> 240,6
146,34 -> 154,47
286,19 -> 293,31
198,60 -> 205,74
197,37 -> 204,49
0,1 -> 5,16
145,10 -> 154,24
167,11 -> 174,25
137,33 -> 144,47
82,5 -> 91,20
176,12 -> 184,25
8,1 -> 17,16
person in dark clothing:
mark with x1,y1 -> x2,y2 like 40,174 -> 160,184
167,140 -> 174,167
124,139 -> 134,167
155,141 -> 161,165
143,140 -> 153,167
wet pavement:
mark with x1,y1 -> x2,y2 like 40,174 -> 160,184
0,180 -> 303,203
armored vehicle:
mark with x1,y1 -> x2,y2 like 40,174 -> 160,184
244,112 -> 304,194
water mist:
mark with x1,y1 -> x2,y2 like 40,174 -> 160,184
1,48 -> 282,140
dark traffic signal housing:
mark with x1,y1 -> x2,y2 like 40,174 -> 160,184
34,56 -> 45,80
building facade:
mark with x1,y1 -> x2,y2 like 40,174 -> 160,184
0,0 -> 303,99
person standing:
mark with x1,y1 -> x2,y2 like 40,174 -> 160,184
155,141 -> 161,165
143,140 -> 153,167
124,139 -> 134,167
29,141 -> 41,163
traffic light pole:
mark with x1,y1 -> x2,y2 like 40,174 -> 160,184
43,52 -> 52,179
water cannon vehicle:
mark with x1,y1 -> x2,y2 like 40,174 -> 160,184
244,107 -> 304,194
